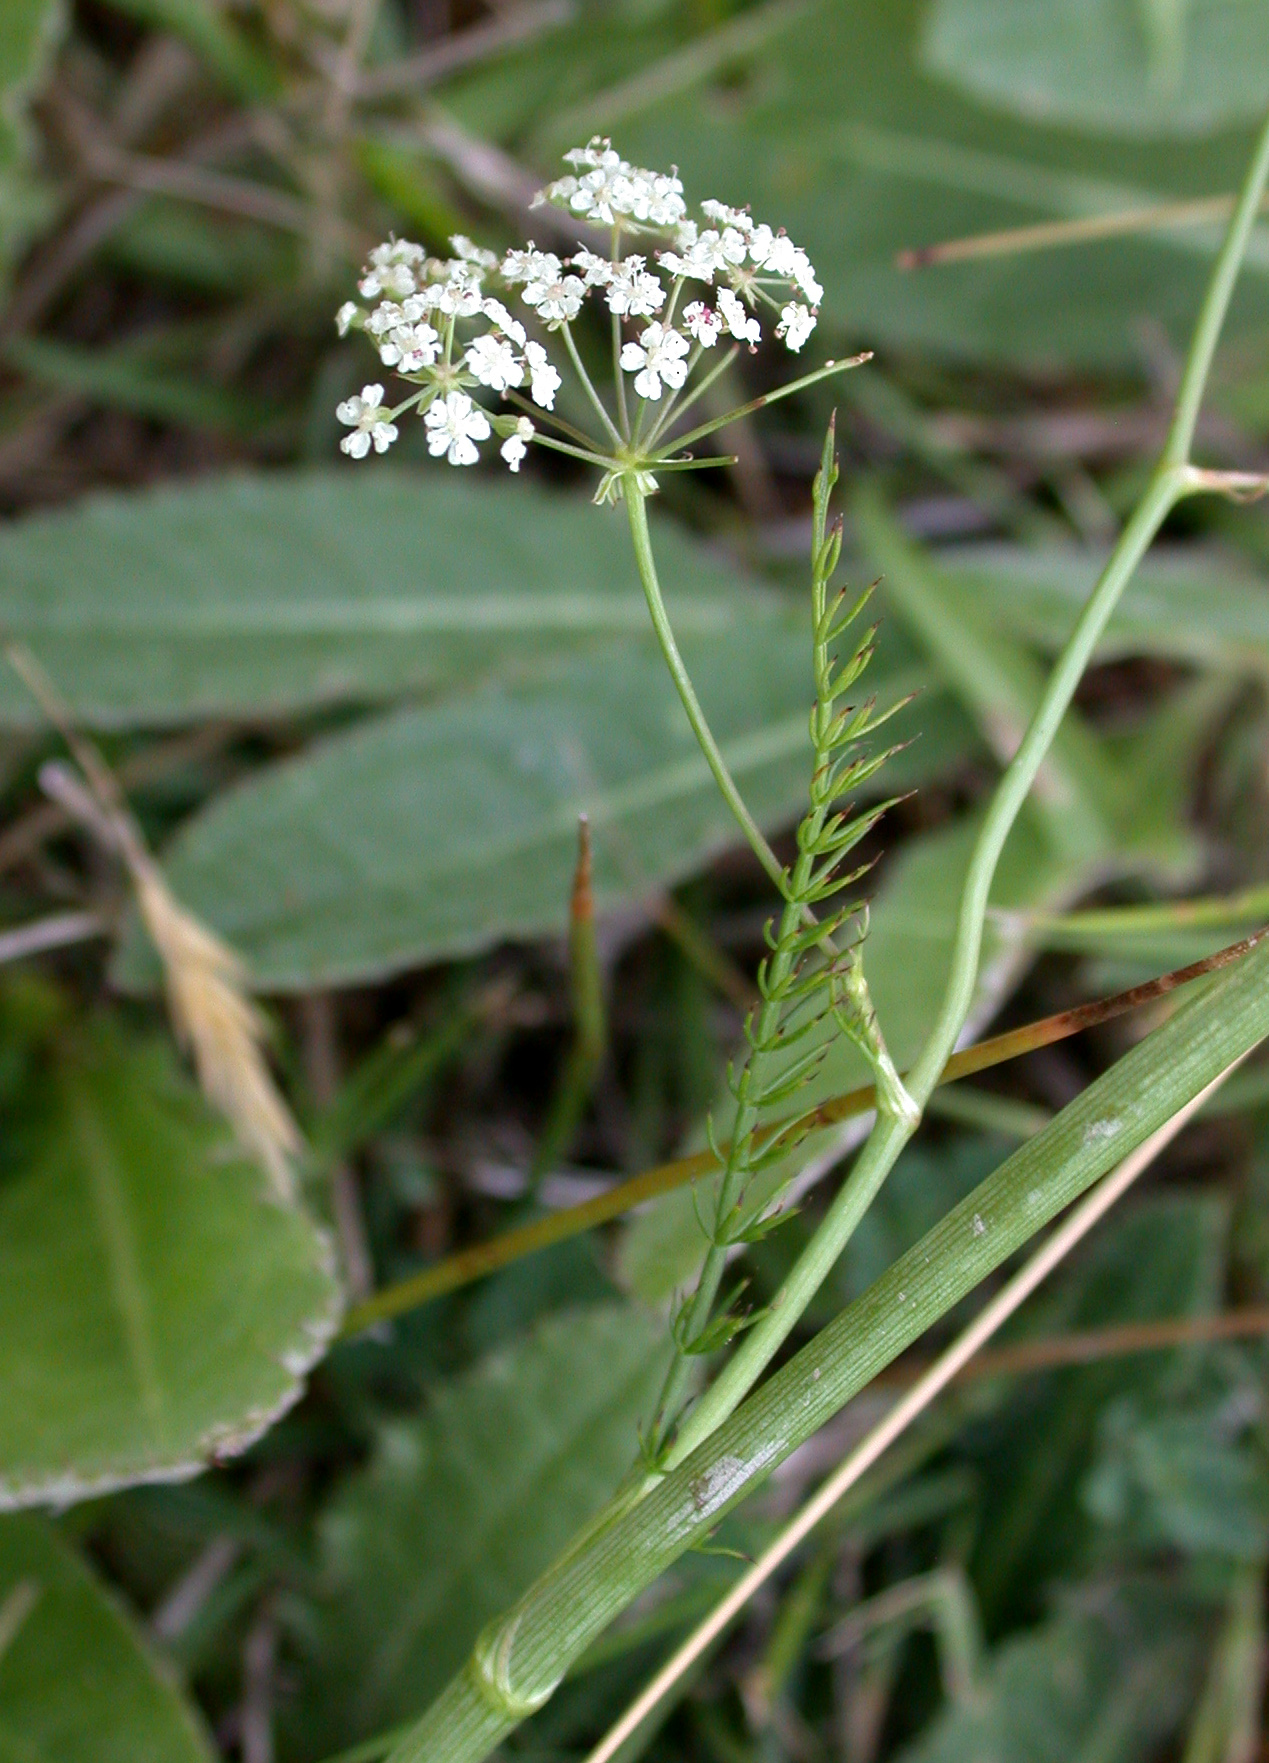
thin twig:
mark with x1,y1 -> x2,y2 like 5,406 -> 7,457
299,993 -> 375,1301
88,144 -> 315,234
898,191 -> 1269,270
583,1060 -> 1243,1763
340,929 -> 1263,1333
0,721 -> 237,877
241,1605 -> 278,1763
0,909 -> 106,965
354,1 -> 573,99
151,1536 -> 241,1644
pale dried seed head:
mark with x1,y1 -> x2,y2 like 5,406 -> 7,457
132,861 -> 301,1204
10,642 -> 302,1203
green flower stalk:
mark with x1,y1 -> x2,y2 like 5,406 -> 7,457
334,109 -> 1269,1763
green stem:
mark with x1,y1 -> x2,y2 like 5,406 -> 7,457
1017,884 -> 1269,942
667,353 -> 871,452
562,322 -> 623,446
646,344 -> 739,447
625,486 -> 789,899
382,103 -> 1269,1763
660,100 -> 1269,1466
613,310 -> 630,437
386,936 -> 1269,1763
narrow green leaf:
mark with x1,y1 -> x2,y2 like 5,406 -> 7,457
0,1017 -> 341,1509
0,0 -> 65,288
102,0 -> 279,100
0,1512 -> 215,1761
3,334 -> 283,439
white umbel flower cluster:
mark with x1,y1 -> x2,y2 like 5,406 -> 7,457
335,138 -> 826,477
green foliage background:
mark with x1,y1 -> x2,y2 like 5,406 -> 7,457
2,2 -> 1269,1760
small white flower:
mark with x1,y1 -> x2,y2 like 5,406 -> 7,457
378,321 -> 440,372
776,301 -> 816,352
568,152 -> 637,224
604,256 -> 666,317
789,250 -> 823,305
660,230 -> 729,284
335,301 -> 361,336
746,223 -> 776,267
465,332 -> 524,392
541,143 -> 685,229
533,175 -> 577,211
501,416 -> 535,472
682,301 -> 723,347
501,245 -> 558,285
570,248 -> 615,288
522,269 -> 585,326
619,322 -> 690,401
424,391 -> 491,466
717,287 -> 762,346
433,273 -> 484,318
450,234 -> 498,270
366,301 -> 405,336
337,384 -> 398,458
362,264 -> 414,298
525,341 -> 561,410
480,297 -> 527,345
762,233 -> 797,277
701,199 -> 752,231
631,170 -> 686,227
358,241 -> 424,299
562,138 -> 612,170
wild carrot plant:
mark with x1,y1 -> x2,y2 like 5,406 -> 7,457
333,119 -> 1269,1763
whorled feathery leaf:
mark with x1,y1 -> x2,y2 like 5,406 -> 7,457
642,418 -> 913,1458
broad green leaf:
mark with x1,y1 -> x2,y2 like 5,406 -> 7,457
0,1513 -> 214,1762
922,0 -> 1269,139
594,0 -> 1269,368
894,1582 -> 1206,1763
112,632 -> 959,992
0,1017 -> 341,1509
943,543 -> 1269,677
0,470 -> 778,727
290,1305 -> 669,1754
